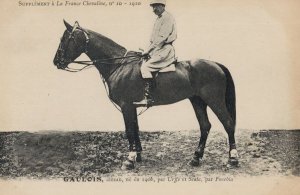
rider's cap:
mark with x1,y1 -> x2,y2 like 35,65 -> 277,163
150,0 -> 166,6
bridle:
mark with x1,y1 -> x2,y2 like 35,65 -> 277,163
57,21 -> 142,73
56,21 -> 92,72
56,21 -> 148,115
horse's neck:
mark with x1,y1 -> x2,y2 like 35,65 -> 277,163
85,31 -> 127,80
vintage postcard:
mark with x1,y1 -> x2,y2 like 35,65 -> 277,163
0,0 -> 299,194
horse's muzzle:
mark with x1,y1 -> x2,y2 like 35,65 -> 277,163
53,57 -> 67,70
53,60 -> 62,69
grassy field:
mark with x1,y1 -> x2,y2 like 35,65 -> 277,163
0,129 -> 299,179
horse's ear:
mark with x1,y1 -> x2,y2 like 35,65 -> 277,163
63,19 -> 73,32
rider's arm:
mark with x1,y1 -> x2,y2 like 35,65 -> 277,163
146,13 -> 176,54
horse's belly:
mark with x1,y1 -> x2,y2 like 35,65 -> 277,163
153,70 -> 193,105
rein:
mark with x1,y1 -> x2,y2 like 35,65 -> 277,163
63,54 -> 142,73
58,21 -> 142,73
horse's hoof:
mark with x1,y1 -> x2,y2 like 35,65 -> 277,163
228,157 -> 239,167
228,149 -> 239,167
136,153 -> 142,162
121,160 -> 135,170
189,157 -> 201,167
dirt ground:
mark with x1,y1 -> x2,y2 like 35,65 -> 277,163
0,129 -> 299,179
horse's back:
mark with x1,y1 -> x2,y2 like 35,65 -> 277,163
182,59 -> 227,102
185,59 -> 225,77
166,59 -> 226,85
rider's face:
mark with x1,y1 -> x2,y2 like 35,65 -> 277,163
151,4 -> 165,16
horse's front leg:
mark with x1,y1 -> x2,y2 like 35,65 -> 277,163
121,104 -> 142,170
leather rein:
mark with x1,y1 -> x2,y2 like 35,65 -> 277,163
60,21 -> 142,75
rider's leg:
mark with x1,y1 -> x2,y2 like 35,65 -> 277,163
133,62 -> 154,107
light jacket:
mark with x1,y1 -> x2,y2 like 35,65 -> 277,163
146,11 -> 177,69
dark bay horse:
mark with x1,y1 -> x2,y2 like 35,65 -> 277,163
53,21 -> 239,170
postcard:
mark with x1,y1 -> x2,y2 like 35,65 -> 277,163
0,0 -> 299,194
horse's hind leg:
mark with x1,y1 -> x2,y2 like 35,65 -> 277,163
189,96 -> 211,166
209,101 -> 239,166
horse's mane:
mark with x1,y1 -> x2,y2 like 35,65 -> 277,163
82,28 -> 142,78
86,29 -> 126,52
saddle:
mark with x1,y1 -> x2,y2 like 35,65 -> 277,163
159,62 -> 176,72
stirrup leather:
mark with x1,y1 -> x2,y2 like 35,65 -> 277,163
133,80 -> 154,107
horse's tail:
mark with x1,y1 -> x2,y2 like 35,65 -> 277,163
216,63 -> 236,125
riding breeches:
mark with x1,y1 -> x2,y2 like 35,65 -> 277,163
141,44 -> 176,78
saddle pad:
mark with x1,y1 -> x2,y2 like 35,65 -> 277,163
159,64 -> 176,72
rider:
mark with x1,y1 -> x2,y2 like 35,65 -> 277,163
134,0 -> 177,106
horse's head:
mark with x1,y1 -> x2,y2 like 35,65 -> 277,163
53,20 -> 88,69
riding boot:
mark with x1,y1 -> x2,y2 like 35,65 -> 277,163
133,78 -> 154,107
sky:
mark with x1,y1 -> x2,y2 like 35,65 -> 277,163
0,0 -> 299,131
